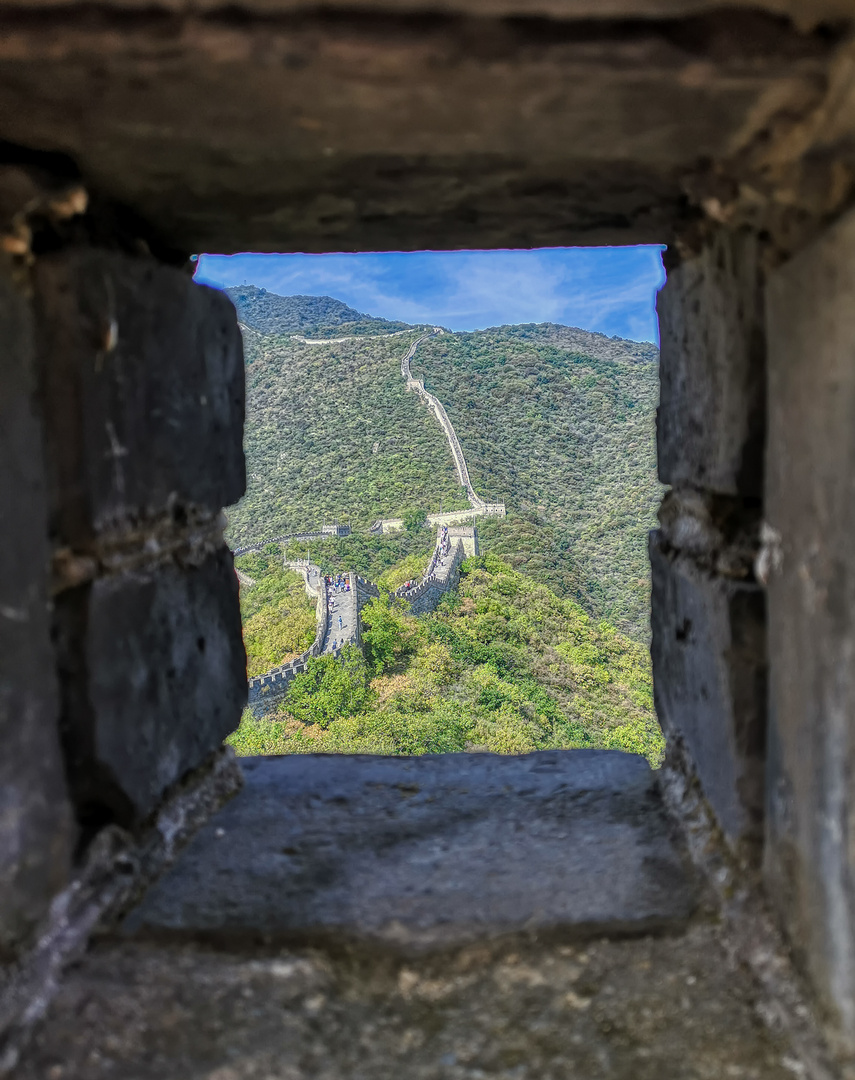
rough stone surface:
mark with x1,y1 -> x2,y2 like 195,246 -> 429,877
0,0 -> 849,23
0,259 -> 74,959
765,204 -> 855,1056
123,751 -> 695,949
0,12 -> 836,254
657,227 -> 766,497
650,532 -> 766,852
34,249 -> 245,547
0,750 -> 242,1073
15,926 -> 801,1080
657,487 -> 762,580
54,547 -> 246,829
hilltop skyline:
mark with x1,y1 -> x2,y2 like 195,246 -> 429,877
195,246 -> 667,343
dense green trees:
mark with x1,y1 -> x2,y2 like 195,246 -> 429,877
413,324 -> 661,640
227,302 -> 660,641
227,554 -> 664,765
235,552 -> 317,676
224,329 -> 470,546
283,645 -> 371,727
286,530 -> 436,583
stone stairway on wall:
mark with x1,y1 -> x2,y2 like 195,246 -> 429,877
394,526 -> 469,616
244,525 -> 476,716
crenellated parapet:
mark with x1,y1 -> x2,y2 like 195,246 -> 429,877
246,523 -> 474,716
394,527 -> 469,616
246,561 -> 328,711
233,524 -> 350,558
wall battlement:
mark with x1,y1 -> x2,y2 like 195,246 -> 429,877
246,561 -> 327,712
246,525 -> 473,716
233,524 -> 350,558
394,528 -> 469,615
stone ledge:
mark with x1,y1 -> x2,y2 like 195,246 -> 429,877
122,750 -> 696,951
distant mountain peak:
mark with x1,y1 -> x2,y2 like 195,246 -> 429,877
224,286 -> 407,336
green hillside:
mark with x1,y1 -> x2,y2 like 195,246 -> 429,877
225,290 -> 660,640
228,553 -> 663,766
236,553 -> 317,676
225,328 -> 470,546
223,291 -> 663,764
414,325 -> 661,638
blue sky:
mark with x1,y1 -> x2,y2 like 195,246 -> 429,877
194,246 -> 667,343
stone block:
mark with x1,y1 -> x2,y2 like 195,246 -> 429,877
0,260 -> 74,957
650,531 -> 766,851
33,249 -> 245,547
55,546 -> 246,828
123,750 -> 696,949
657,228 -> 765,497
764,206 -> 855,1051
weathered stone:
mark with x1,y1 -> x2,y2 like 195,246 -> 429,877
0,0 -> 848,24
650,531 -> 766,851
0,12 -> 836,255
0,259 -> 74,958
657,487 -> 762,580
14,926 -> 803,1080
54,547 -> 246,828
34,249 -> 245,548
657,228 -> 766,497
123,750 -> 695,948
765,205 -> 855,1053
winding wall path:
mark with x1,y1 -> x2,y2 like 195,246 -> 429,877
246,526 -> 468,713
240,325 -> 498,713
401,331 -> 505,519
287,325 -> 505,520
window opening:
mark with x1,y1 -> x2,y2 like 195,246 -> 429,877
193,248 -> 667,763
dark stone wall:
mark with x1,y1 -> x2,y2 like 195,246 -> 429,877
658,228 -> 766,499
0,9 -> 840,256
55,550 -> 246,826
33,251 -> 245,547
0,259 -> 74,959
0,234 -> 249,971
30,248 -> 248,831
765,206 -> 855,1052
650,534 -> 766,847
652,226 -> 767,857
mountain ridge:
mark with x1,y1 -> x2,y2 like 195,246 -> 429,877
225,286 -> 411,337
223,284 -> 659,358
225,287 -> 660,639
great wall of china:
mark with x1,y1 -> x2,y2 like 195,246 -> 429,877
298,326 -> 506,529
233,523 -> 350,559
246,526 -> 475,713
400,330 -> 505,520
241,330 -> 496,714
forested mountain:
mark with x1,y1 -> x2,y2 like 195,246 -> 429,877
229,553 -> 663,766
224,289 -> 660,640
413,325 -> 661,639
237,554 -> 317,676
225,328 -> 470,545
224,290 -> 663,760
225,286 -> 411,337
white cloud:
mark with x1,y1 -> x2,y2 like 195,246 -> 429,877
196,246 -> 666,342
